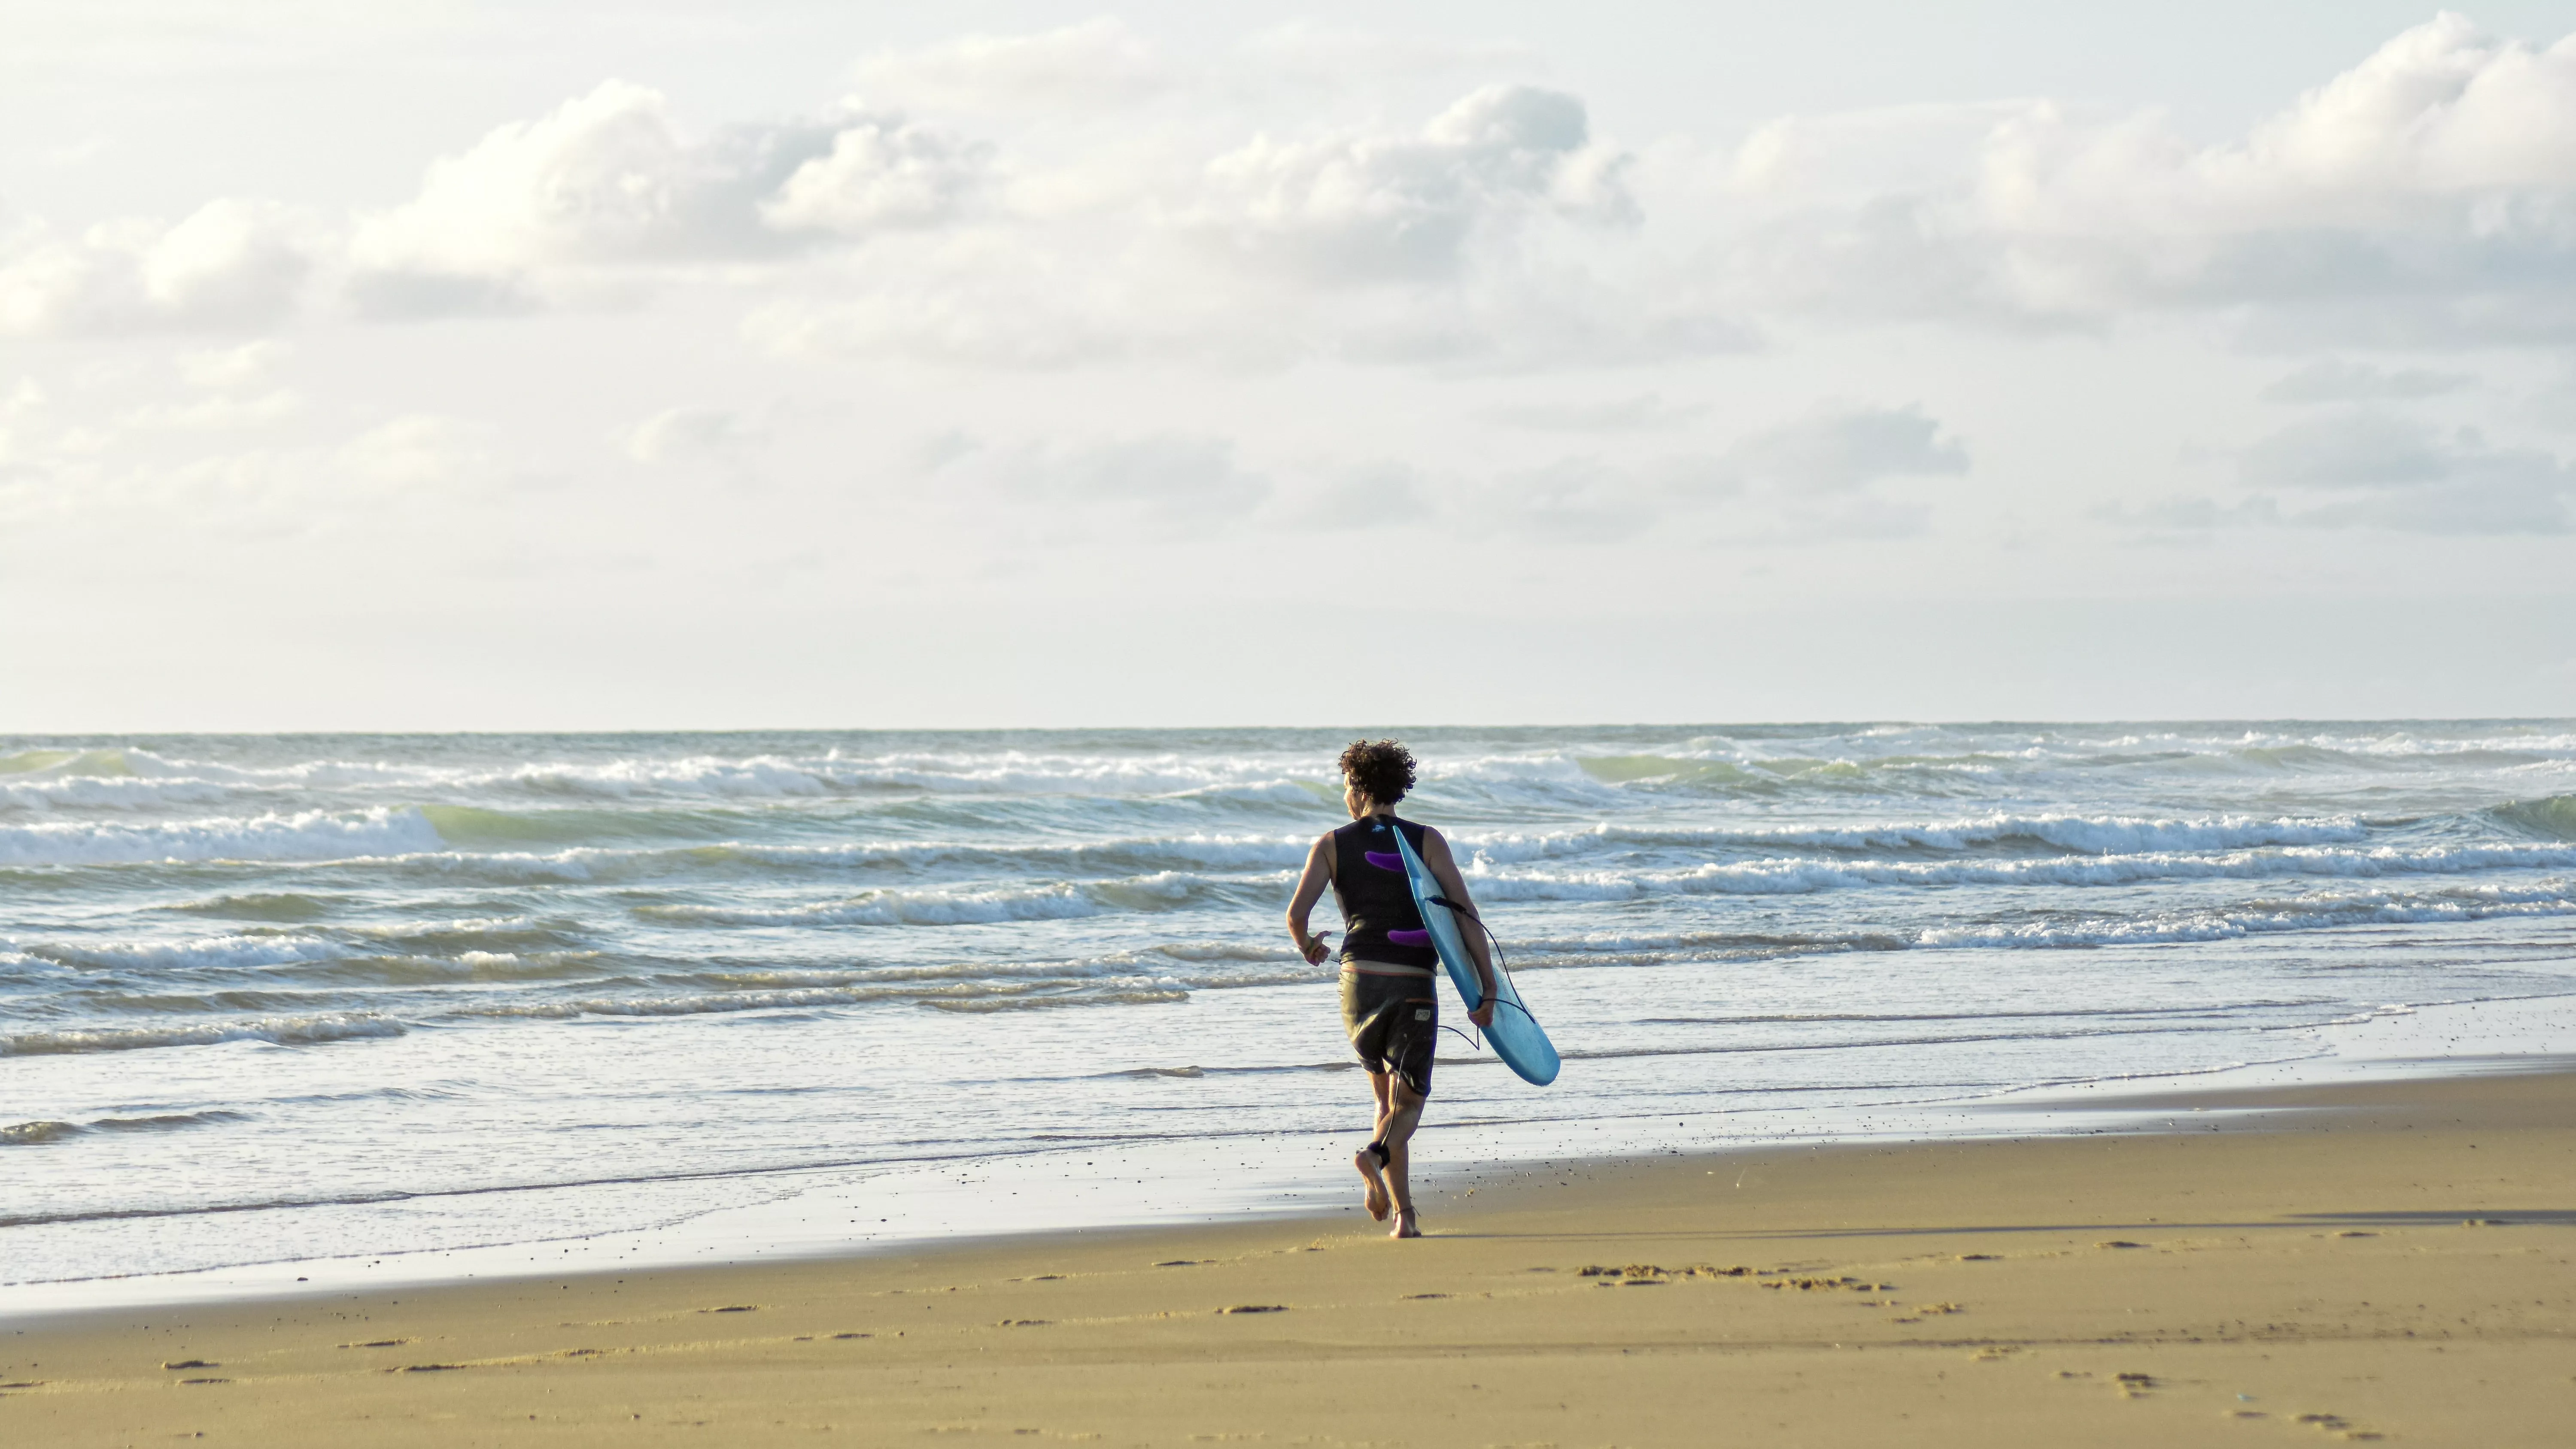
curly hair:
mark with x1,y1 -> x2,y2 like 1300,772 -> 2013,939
1337,738 -> 1417,806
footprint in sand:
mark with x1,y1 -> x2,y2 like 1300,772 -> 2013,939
2292,1412 -> 2384,1440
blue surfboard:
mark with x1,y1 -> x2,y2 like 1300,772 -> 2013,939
1387,824 -> 1560,1087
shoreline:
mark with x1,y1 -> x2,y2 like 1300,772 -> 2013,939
6,1064 -> 2572,1444
11,990 -> 2570,1323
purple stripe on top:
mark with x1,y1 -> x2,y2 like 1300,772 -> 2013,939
1386,929 -> 1431,947
1364,851 -> 1406,872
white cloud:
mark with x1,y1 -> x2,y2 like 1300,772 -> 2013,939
345,81 -> 980,315
0,198 -> 317,337
16,13 -> 2576,365
747,79 -> 1699,374
624,406 -> 766,464
761,116 -> 988,235
352,81 -> 788,276
1193,84 -> 1633,283
1722,16 -> 2576,343
2238,408 -> 2573,532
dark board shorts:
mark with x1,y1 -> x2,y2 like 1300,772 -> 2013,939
1340,967 -> 1437,1098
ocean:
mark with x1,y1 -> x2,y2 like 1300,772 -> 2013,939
6,722 -> 2576,1306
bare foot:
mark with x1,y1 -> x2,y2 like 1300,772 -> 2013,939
1354,1149 -> 1390,1221
1390,1208 -> 1420,1239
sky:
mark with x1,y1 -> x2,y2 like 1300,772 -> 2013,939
6,2 -> 2576,730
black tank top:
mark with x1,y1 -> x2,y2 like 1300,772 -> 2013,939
1330,814 -> 1437,969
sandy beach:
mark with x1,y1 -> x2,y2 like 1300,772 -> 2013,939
5,1067 -> 2571,1447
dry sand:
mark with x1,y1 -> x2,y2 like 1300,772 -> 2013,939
6,1068 -> 2573,1447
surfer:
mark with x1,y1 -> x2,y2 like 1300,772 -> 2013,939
1285,739 -> 1496,1239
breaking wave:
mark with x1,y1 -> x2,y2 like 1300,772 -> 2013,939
637,883 -> 1101,927
1463,843 -> 2576,900
0,808 -> 444,867
0,1013 -> 404,1057
21,933 -> 352,972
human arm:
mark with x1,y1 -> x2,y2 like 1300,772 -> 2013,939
1421,829 -> 1497,1028
1285,833 -> 1335,965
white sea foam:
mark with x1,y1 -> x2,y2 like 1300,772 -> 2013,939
96,748 -> 437,790
822,753 -> 1304,798
1445,812 -> 2372,866
388,849 -> 601,882
0,1012 -> 404,1057
495,754 -> 838,799
928,988 -> 1191,1012
1722,812 -> 2372,854
1461,843 -> 2576,900
690,951 -> 1324,993
25,933 -> 349,972
0,1109 -> 251,1145
638,883 -> 1100,928
1918,893 -> 2576,949
0,776 -> 239,813
447,750 -> 1317,800
714,833 -> 1311,871
638,867 -> 1291,929
0,808 -> 444,867
451,974 -> 1190,1021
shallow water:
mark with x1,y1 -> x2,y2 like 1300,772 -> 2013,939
6,723 -> 2576,1296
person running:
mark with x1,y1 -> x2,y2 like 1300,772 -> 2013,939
1285,739 -> 1495,1239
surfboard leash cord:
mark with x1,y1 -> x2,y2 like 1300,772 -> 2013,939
1428,894 -> 1540,1050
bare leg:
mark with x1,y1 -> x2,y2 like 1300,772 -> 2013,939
1353,1069 -> 1393,1220
1381,1079 -> 1426,1238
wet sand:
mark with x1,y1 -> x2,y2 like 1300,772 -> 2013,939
6,1067 -> 2573,1446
